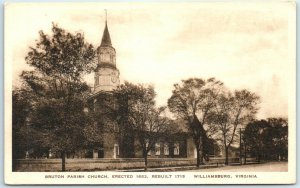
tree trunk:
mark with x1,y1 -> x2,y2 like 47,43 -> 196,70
143,152 -> 148,171
196,148 -> 200,167
61,151 -> 66,172
199,137 -> 204,165
244,144 -> 247,165
239,128 -> 242,165
195,136 -> 205,167
194,140 -> 203,168
225,147 -> 229,165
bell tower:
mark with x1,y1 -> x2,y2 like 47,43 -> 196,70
94,13 -> 120,93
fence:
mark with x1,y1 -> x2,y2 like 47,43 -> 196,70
13,157 -> 257,172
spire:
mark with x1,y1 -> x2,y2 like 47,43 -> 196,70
100,9 -> 112,47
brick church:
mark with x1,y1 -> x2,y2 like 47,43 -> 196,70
86,19 -> 196,159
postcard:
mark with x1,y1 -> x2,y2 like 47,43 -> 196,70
4,1 -> 296,184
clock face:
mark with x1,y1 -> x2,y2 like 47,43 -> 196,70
111,76 -> 117,83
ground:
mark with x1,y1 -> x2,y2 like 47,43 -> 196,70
188,161 -> 288,172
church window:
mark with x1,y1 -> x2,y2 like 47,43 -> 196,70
103,53 -> 110,62
99,76 -> 103,85
114,144 -> 119,157
155,143 -> 160,156
110,54 -> 115,64
105,76 -> 109,85
99,76 -> 109,86
146,140 -> 151,156
93,99 -> 97,112
164,143 -> 169,156
174,142 -> 180,155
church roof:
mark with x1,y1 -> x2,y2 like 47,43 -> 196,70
100,22 -> 112,47
96,62 -> 118,70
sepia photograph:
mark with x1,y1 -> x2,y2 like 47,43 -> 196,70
4,2 -> 296,184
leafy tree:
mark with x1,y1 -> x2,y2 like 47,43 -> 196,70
202,137 -> 219,159
267,118 -> 288,160
245,118 -> 288,161
168,78 -> 223,167
20,23 -> 95,171
82,116 -> 104,155
243,120 -> 269,162
12,88 -> 34,161
114,82 -> 172,171
208,89 -> 259,165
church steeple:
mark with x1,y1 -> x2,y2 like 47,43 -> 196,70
94,10 -> 120,93
100,22 -> 112,47
100,10 -> 112,47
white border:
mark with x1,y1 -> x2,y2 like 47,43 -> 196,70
4,1 -> 296,185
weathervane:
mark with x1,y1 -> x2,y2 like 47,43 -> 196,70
105,9 -> 107,23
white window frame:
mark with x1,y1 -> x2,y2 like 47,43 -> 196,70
93,99 -> 97,112
155,143 -> 160,156
114,144 -> 119,158
174,142 -> 180,156
164,143 -> 169,156
146,140 -> 151,156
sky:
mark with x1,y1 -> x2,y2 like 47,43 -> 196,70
5,2 -> 295,119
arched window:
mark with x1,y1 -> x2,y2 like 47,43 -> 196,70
155,143 -> 161,156
114,144 -> 119,159
146,139 -> 151,156
110,54 -> 113,63
174,142 -> 180,155
164,143 -> 169,156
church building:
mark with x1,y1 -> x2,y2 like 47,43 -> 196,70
86,19 -> 196,159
